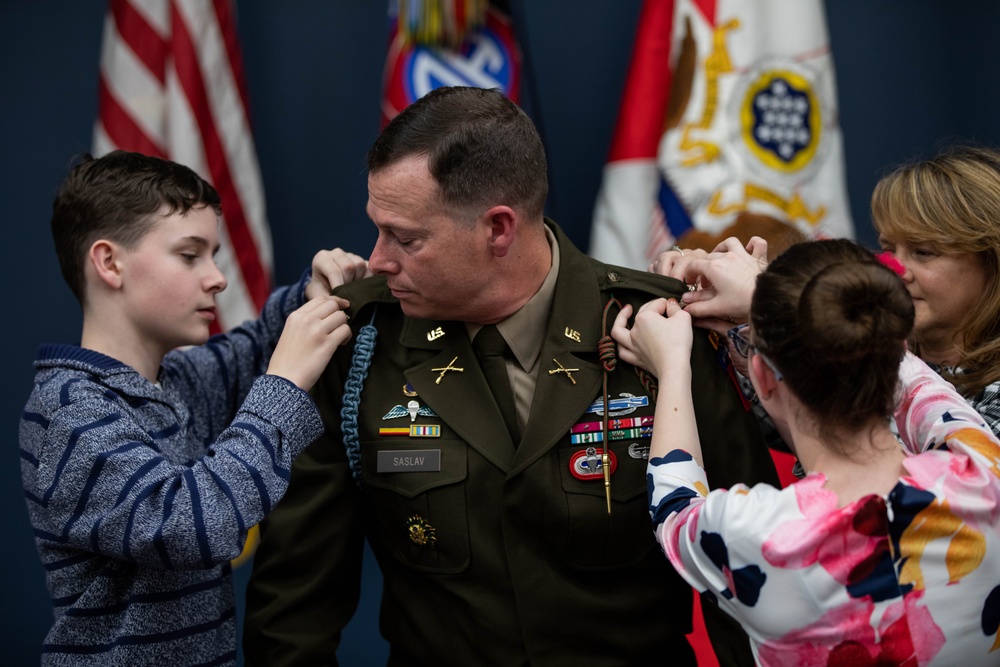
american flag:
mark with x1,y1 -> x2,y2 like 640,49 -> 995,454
94,0 -> 272,331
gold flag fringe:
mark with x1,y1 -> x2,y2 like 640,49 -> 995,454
397,0 -> 489,48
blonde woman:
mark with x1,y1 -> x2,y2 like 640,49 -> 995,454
873,144 -> 1000,436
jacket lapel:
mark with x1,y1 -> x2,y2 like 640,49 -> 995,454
399,319 -> 517,472
511,225 -> 611,476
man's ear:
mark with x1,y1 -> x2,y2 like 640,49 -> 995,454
483,205 -> 517,257
89,240 -> 123,290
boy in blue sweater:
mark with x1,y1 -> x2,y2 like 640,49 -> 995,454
20,150 -> 365,666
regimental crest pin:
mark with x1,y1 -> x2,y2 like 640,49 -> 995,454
406,514 -> 436,548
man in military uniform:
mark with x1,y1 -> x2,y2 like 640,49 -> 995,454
245,86 -> 777,666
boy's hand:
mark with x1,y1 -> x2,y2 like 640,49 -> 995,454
267,296 -> 352,391
305,249 -> 371,300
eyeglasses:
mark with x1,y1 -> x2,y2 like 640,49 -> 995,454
726,324 -> 784,382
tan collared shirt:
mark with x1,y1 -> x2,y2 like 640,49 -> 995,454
467,226 -> 559,433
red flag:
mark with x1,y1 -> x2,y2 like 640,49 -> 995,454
94,0 -> 272,332
590,0 -> 678,270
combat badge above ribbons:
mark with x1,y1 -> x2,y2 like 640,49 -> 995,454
585,392 -> 649,417
380,385 -> 442,438
382,400 -> 439,422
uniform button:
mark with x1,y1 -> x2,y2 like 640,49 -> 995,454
607,271 -> 621,282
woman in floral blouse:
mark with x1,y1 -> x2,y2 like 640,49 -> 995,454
614,239 -> 1000,665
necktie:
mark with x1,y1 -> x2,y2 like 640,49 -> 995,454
472,324 -> 519,443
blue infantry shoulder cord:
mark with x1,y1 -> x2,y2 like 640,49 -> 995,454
341,307 -> 379,485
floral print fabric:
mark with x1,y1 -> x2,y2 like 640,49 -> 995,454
649,353 -> 1000,665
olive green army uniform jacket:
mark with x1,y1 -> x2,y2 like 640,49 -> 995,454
245,221 -> 778,666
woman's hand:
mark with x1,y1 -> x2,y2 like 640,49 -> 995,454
611,298 -> 693,378
649,246 -> 709,283
678,236 -> 768,324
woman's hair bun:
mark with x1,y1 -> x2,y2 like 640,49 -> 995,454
751,238 -> 915,437
797,260 -> 914,364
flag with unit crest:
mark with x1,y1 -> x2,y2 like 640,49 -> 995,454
591,0 -> 852,269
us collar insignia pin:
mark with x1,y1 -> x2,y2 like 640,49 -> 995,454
564,327 -> 582,343
431,356 -> 464,384
548,358 -> 579,385
427,327 -> 445,341
406,514 -> 436,548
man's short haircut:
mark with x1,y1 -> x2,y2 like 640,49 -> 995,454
51,150 -> 221,304
367,86 -> 548,222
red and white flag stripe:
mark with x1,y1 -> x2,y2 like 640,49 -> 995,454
94,0 -> 272,331
589,0 -> 678,270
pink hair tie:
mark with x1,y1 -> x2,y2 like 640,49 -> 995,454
875,251 -> 906,277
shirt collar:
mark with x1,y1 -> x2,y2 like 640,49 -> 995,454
468,225 -> 559,372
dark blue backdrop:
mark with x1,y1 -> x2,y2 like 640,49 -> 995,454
4,1 -> 1000,663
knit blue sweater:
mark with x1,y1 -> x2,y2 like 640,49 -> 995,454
20,276 -> 323,666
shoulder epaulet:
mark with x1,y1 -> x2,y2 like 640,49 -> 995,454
332,276 -> 396,319
590,261 -> 687,300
